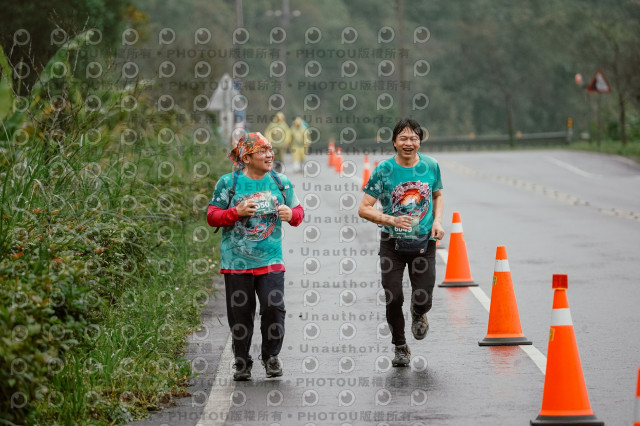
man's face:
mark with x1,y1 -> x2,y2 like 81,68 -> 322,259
393,127 -> 421,161
243,146 -> 274,174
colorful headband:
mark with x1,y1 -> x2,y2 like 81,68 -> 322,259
227,132 -> 272,168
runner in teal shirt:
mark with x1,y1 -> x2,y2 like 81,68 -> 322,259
359,118 -> 445,368
210,171 -> 299,271
207,132 -> 304,381
363,152 -> 443,238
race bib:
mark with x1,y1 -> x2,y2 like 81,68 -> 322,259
252,191 -> 277,215
389,216 -> 419,238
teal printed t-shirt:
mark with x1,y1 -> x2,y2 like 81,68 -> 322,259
363,153 -> 443,237
210,172 -> 300,271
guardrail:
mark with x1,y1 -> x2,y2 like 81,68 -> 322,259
310,131 -> 571,154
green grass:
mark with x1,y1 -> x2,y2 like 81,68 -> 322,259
0,115 -> 226,425
568,139 -> 640,164
24,219 -> 221,425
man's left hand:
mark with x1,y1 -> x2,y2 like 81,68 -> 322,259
431,221 -> 445,240
277,205 -> 292,222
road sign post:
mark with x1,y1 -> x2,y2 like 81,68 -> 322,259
586,70 -> 611,145
207,73 -> 244,148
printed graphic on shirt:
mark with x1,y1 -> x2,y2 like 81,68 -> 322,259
234,192 -> 278,241
210,171 -> 300,271
362,153 -> 443,237
389,181 -> 431,237
391,181 -> 431,219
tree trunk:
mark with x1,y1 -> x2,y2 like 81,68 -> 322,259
618,92 -> 627,146
505,92 -> 515,147
396,0 -> 406,118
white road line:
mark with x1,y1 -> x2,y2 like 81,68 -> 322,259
197,335 -> 235,426
544,156 -> 599,178
469,287 -> 491,311
437,249 -> 547,375
519,345 -> 547,374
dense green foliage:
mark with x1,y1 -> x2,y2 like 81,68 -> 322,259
128,0 -> 640,142
3,0 -> 639,141
0,35 -> 226,424
0,0 -> 140,93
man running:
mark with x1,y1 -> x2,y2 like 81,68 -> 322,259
207,132 -> 304,380
358,118 -> 444,367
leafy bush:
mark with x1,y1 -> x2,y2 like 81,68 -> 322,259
1,33 -> 225,425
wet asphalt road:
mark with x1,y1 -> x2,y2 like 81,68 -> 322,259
134,149 -> 640,426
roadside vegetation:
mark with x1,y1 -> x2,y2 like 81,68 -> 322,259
569,139 -> 640,165
0,35 -> 226,425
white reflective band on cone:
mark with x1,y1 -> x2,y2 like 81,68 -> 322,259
550,308 -> 573,326
451,223 -> 463,233
494,259 -> 510,272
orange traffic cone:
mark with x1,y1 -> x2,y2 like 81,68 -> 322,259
479,246 -> 532,346
362,155 -> 371,189
635,367 -> 640,426
334,147 -> 343,173
439,212 -> 478,287
328,141 -> 335,167
531,274 -> 603,425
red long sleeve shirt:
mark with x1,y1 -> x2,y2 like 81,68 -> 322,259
207,204 -> 304,227
207,204 -> 305,274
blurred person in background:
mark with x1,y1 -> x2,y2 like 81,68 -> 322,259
289,116 -> 311,172
263,112 -> 291,173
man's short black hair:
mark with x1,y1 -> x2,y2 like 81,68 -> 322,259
392,118 -> 423,151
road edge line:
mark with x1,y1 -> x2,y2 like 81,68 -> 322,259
437,248 -> 546,375
197,335 -> 235,426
